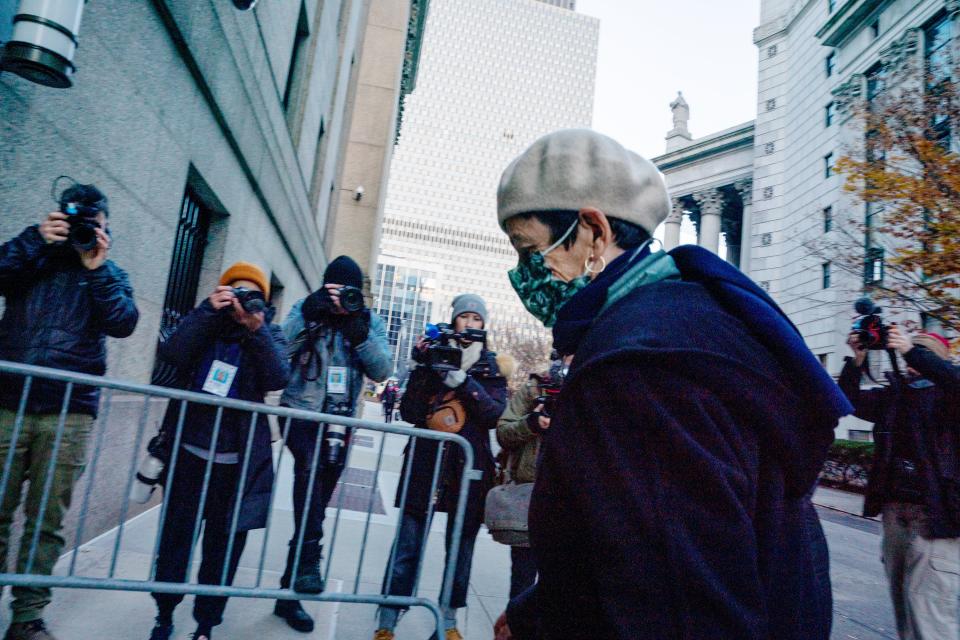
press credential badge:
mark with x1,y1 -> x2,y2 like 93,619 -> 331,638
202,360 -> 239,397
327,366 -> 348,395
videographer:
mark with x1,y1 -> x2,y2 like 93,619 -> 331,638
148,262 -> 288,640
493,130 -> 851,640
374,294 -> 507,640
840,325 -> 960,639
0,183 -> 138,640
494,356 -> 566,600
272,255 -> 391,633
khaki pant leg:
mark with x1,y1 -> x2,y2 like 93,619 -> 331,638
11,413 -> 93,623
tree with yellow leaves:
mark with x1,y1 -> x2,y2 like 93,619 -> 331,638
814,57 -> 960,331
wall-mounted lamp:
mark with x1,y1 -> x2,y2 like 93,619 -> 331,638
0,0 -> 87,88
354,186 -> 365,202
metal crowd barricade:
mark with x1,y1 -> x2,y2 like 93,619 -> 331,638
0,360 -> 478,638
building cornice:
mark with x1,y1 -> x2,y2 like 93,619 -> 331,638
653,122 -> 755,171
816,0 -> 892,47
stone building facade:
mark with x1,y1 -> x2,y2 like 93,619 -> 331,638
655,0 -> 957,440
0,0 -> 420,540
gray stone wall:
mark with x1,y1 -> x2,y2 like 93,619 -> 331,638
0,0 -> 366,545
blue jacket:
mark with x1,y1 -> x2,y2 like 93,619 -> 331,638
0,225 -> 139,417
280,300 -> 392,413
158,300 -> 289,531
514,246 -> 843,640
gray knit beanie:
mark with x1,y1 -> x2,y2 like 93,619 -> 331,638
497,129 -> 671,235
451,293 -> 488,327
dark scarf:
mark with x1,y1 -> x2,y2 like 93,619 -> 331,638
552,245 -> 651,356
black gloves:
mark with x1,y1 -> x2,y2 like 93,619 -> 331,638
342,311 -> 370,345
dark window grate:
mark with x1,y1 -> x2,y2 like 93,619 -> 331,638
151,187 -> 213,385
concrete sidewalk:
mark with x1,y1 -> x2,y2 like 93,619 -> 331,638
5,402 -> 512,640
813,485 -> 878,520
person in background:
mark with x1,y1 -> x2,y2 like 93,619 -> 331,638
0,183 -> 138,640
273,256 -> 391,633
840,326 -> 960,639
374,294 -> 508,640
381,381 -> 398,424
148,262 -> 288,640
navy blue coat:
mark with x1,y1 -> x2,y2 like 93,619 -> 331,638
397,352 -> 507,517
158,300 -> 289,531
0,225 -> 139,417
512,247 -> 842,640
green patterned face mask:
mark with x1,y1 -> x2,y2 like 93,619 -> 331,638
508,219 -> 589,328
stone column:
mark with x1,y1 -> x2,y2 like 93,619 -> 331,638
735,179 -> 753,275
663,198 -> 684,250
693,189 -> 723,254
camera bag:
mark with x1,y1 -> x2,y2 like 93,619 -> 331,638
484,461 -> 533,547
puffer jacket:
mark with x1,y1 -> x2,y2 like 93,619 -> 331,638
496,376 -> 544,484
0,225 -> 139,416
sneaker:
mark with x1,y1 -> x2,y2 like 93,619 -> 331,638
373,630 -> 395,640
274,599 -> 315,633
4,620 -> 57,640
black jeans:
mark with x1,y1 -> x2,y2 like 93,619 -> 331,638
282,418 -> 346,584
509,546 -> 537,599
381,506 -> 483,611
152,448 -> 247,628
383,403 -> 395,423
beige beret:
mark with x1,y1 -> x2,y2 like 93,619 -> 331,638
497,129 -> 671,235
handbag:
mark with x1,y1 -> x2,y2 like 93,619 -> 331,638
484,460 -> 533,547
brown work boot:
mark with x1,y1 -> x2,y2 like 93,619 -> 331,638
444,630 -> 464,640
372,630 -> 395,640
4,620 -> 57,640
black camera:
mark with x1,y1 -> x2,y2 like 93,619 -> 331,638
413,323 -> 486,373
852,297 -> 889,351
62,201 -> 102,252
302,286 -> 365,322
338,286 -> 365,313
534,354 -> 568,418
232,287 -> 266,314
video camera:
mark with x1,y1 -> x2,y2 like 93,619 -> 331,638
413,322 -> 486,373
852,297 -> 889,351
534,352 -> 568,418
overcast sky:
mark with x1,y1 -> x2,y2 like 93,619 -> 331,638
576,1 -> 761,159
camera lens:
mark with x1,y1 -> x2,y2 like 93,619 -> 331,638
69,222 -> 98,251
339,287 -> 365,313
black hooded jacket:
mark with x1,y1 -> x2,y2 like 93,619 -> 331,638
0,225 -> 139,416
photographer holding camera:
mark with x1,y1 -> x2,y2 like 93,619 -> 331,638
841,325 -> 960,639
374,294 -> 507,640
0,183 -> 138,640
494,355 -> 566,600
147,262 -> 288,640
273,255 -> 391,633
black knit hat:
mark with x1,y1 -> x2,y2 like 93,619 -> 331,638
323,255 -> 363,289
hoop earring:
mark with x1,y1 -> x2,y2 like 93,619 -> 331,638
584,255 -> 607,274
